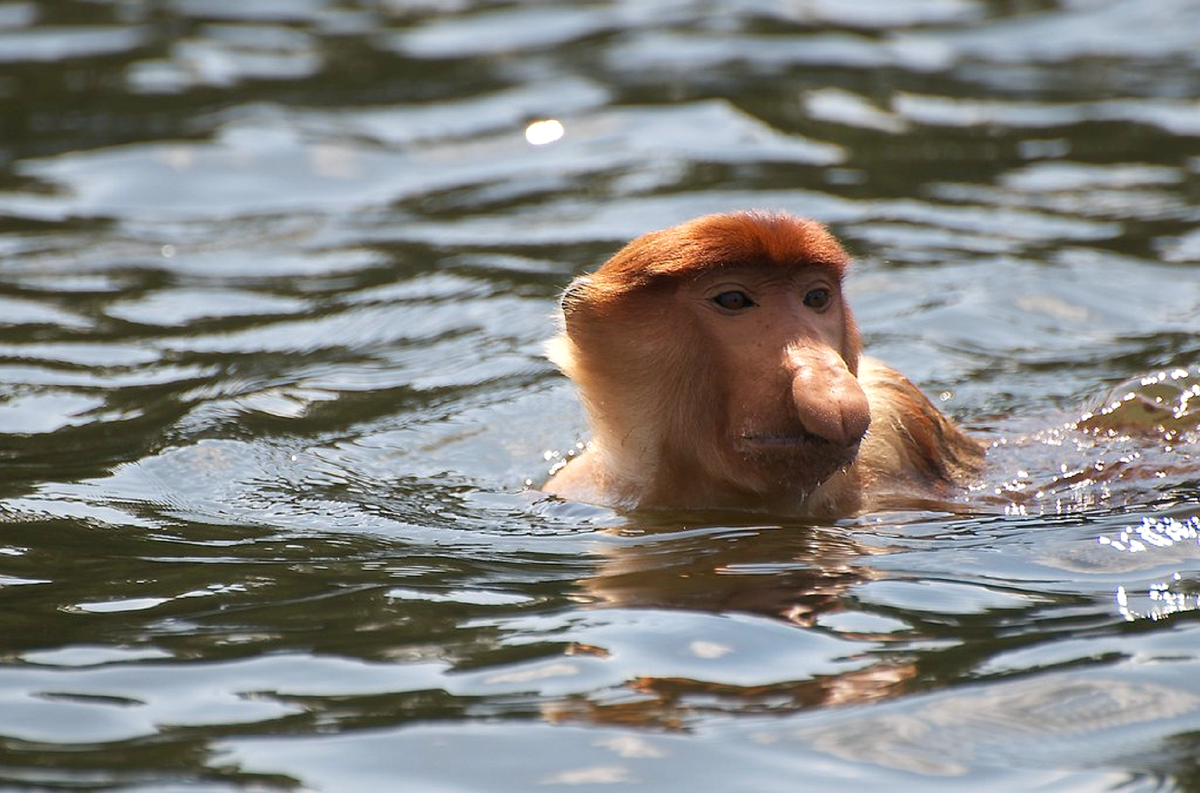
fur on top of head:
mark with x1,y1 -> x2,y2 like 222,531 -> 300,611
559,211 -> 852,318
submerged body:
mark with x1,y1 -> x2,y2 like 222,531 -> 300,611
544,211 -> 984,516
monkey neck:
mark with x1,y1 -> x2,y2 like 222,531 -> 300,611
583,434 -> 864,514
586,408 -> 860,514
581,394 -> 721,508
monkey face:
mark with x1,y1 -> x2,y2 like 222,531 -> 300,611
679,265 -> 871,498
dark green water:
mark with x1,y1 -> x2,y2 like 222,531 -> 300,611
1,1 -> 1199,790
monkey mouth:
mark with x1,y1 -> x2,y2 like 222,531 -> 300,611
742,433 -> 822,445
736,433 -> 862,473
739,432 -> 859,451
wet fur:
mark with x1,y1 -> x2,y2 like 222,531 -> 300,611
545,211 -> 984,515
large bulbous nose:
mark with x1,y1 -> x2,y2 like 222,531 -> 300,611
788,345 -> 871,447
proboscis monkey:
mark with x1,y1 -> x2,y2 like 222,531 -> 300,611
544,211 -> 985,515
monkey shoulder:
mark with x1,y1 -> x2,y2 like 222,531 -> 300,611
542,448 -> 642,509
855,357 -> 985,496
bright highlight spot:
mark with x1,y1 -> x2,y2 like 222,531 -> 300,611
690,640 -> 733,659
525,118 -> 564,145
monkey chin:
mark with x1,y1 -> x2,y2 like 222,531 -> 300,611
734,433 -> 862,502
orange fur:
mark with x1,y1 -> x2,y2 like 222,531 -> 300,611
544,211 -> 984,515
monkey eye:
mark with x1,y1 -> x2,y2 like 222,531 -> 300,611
803,288 -> 831,310
712,290 -> 756,311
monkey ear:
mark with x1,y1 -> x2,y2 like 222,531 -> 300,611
560,275 -> 593,318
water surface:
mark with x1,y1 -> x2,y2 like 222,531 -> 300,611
1,0 -> 1199,790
